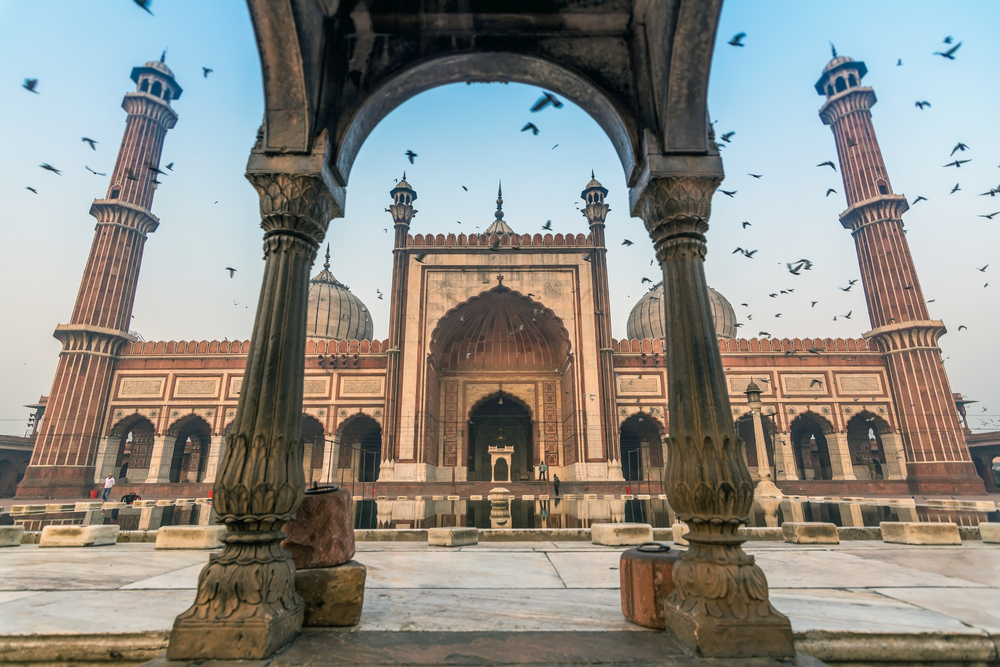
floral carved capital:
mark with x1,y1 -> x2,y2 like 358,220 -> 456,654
636,176 -> 722,261
247,173 -> 340,247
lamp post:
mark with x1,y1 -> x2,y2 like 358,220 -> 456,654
746,381 -> 782,498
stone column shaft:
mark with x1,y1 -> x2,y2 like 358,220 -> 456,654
168,172 -> 336,660
637,175 -> 793,658
751,409 -> 770,479
829,432 -> 857,480
144,435 -> 172,483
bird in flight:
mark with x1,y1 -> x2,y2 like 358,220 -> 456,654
912,196 -> 928,205
40,163 -> 61,175
132,0 -> 153,14
840,284 -> 853,292
741,221 -> 751,229
225,267 -> 236,278
896,59 -> 903,66
826,188 -> 837,197
979,212 -> 999,220
165,162 -> 174,171
933,42 -> 961,60
843,311 -> 852,319
951,142 -> 969,156
728,33 -> 746,47
979,188 -> 997,197
817,161 -> 836,170
950,183 -> 961,194
551,144 -> 559,150
811,301 -> 818,308
732,247 -> 757,258
147,164 -> 167,175
26,186 -> 38,194
414,253 -> 427,264
22,78 -> 39,93
126,168 -> 139,181
85,166 -> 106,176
621,239 -> 634,246
641,277 -> 653,284
977,264 -> 988,272
943,159 -> 971,168
915,101 -> 931,109
758,331 -> 771,337
721,131 -> 735,143
81,137 -> 98,150
202,67 -> 213,78
748,173 -> 762,179
376,289 -> 383,300
521,122 -> 539,135
405,150 -> 417,164
957,325 -> 968,331
542,220 -> 552,231
720,189 -> 737,198
531,91 -> 563,112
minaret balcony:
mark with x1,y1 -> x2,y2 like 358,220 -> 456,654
819,87 -> 876,125
863,319 -> 948,353
90,199 -> 160,236
839,194 -> 909,232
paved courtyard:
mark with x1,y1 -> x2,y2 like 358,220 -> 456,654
1,539 -> 998,664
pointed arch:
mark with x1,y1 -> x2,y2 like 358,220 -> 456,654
619,411 -> 665,481
166,414 -> 212,483
790,412 -> 835,481
846,411 -> 890,479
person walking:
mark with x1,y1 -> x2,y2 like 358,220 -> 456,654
553,474 -> 560,497
538,460 -> 548,481
102,474 -> 116,502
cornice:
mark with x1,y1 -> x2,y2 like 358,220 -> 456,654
89,199 -> 160,236
839,194 -> 909,232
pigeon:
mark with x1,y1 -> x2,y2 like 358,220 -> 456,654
165,162 -> 174,171
405,150 -> 417,164
728,33 -> 746,47
978,264 -> 989,272
542,220 -> 552,231
979,212 -> 999,220
912,196 -> 928,205
40,163 -> 61,175
826,188 -> 837,197
817,161 -> 836,170
202,67 -> 213,78
957,325 -> 968,331
22,78 -> 39,93
720,189 -> 736,197
414,253 -> 427,264
85,166 -> 106,176
933,42 -> 961,60
897,59 -> 903,66
225,267 -> 236,278
811,301 -> 818,308
81,137 -> 98,150
530,91 -> 563,112
521,122 -> 539,135
621,239 -> 633,246
582,252 -> 592,262
721,131 -> 735,142
742,221 -> 751,228
950,183 -> 961,194
748,173 -> 763,179
132,0 -> 153,14
377,289 -> 383,300
943,160 -> 971,168
915,101 -> 931,109
951,142 -> 969,156
758,331 -> 772,337
25,186 -> 38,194
551,144 -> 559,150
641,277 -> 653,284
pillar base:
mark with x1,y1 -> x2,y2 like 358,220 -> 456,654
167,605 -> 303,660
906,461 -> 986,495
663,599 -> 795,659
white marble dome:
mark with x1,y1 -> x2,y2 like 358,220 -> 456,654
626,281 -> 738,340
306,251 -> 373,341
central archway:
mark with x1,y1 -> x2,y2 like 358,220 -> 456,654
468,393 -> 533,482
790,413 -> 834,481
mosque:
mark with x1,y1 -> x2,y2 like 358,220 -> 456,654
13,53 -> 989,499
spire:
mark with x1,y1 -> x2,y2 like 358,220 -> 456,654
830,42 -> 837,58
323,243 -> 330,270
160,49 -> 167,63
484,178 -> 515,235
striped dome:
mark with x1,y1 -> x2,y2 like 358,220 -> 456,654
306,251 -> 373,341
626,282 -> 737,340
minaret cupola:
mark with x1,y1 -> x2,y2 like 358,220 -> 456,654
131,51 -> 183,104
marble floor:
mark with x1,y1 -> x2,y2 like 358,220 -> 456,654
0,540 -> 997,643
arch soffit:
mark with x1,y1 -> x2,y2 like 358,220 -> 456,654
333,52 -> 639,186
110,413 -> 155,438
337,412 -> 382,437
734,411 -> 778,434
789,411 -> 835,436
468,391 -> 535,424
619,410 -> 665,436
847,410 -> 892,435
429,285 -> 573,362
167,413 -> 212,438
302,412 -> 325,433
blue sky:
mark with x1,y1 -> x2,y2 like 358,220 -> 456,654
1,1 -> 998,435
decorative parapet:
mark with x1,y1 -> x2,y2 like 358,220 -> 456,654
407,232 -> 593,248
611,337 -> 881,355
119,338 -> 390,356
610,338 -> 665,354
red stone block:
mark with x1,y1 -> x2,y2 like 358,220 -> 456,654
619,542 -> 680,629
282,486 -> 355,569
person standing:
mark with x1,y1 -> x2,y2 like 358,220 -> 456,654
553,474 -> 560,497
102,474 -> 116,502
538,460 -> 548,481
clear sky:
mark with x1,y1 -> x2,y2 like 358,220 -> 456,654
1,1 -> 998,436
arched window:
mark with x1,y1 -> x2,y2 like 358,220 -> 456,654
109,186 -> 121,199
140,79 -> 149,93
163,88 -> 171,100
835,77 -> 847,93
848,73 -> 858,87
826,84 -> 834,96
877,179 -> 889,196
151,81 -> 162,97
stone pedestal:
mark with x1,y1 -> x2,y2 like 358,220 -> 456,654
620,543 -> 679,629
281,486 -> 355,569
296,561 -> 367,627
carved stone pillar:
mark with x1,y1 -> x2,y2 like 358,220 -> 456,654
168,173 -> 336,660
144,435 -> 173,483
829,432 -> 857,481
636,176 -> 793,658
202,435 -> 225,484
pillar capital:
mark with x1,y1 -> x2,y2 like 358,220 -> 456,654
248,172 -> 340,252
635,174 -> 722,263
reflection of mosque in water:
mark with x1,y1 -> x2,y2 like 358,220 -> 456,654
16,55 -> 989,499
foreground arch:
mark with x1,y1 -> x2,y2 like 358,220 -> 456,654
169,2 -> 794,661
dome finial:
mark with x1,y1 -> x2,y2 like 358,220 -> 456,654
402,171 -> 406,181
830,42 -> 837,59
495,180 -> 504,221
323,243 -> 330,270
160,48 -> 167,63
591,169 -> 595,179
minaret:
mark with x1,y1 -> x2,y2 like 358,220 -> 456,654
382,174 -> 417,469
581,173 -> 621,477
17,58 -> 181,498
816,54 -> 983,493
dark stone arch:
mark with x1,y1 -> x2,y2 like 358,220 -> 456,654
109,414 -> 155,480
468,392 -> 534,483
619,412 -> 665,482
734,411 -> 776,473
846,411 -> 890,479
167,414 -> 212,483
301,413 -> 325,482
337,414 -> 382,483
790,412 -> 835,480
0,459 -> 16,497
